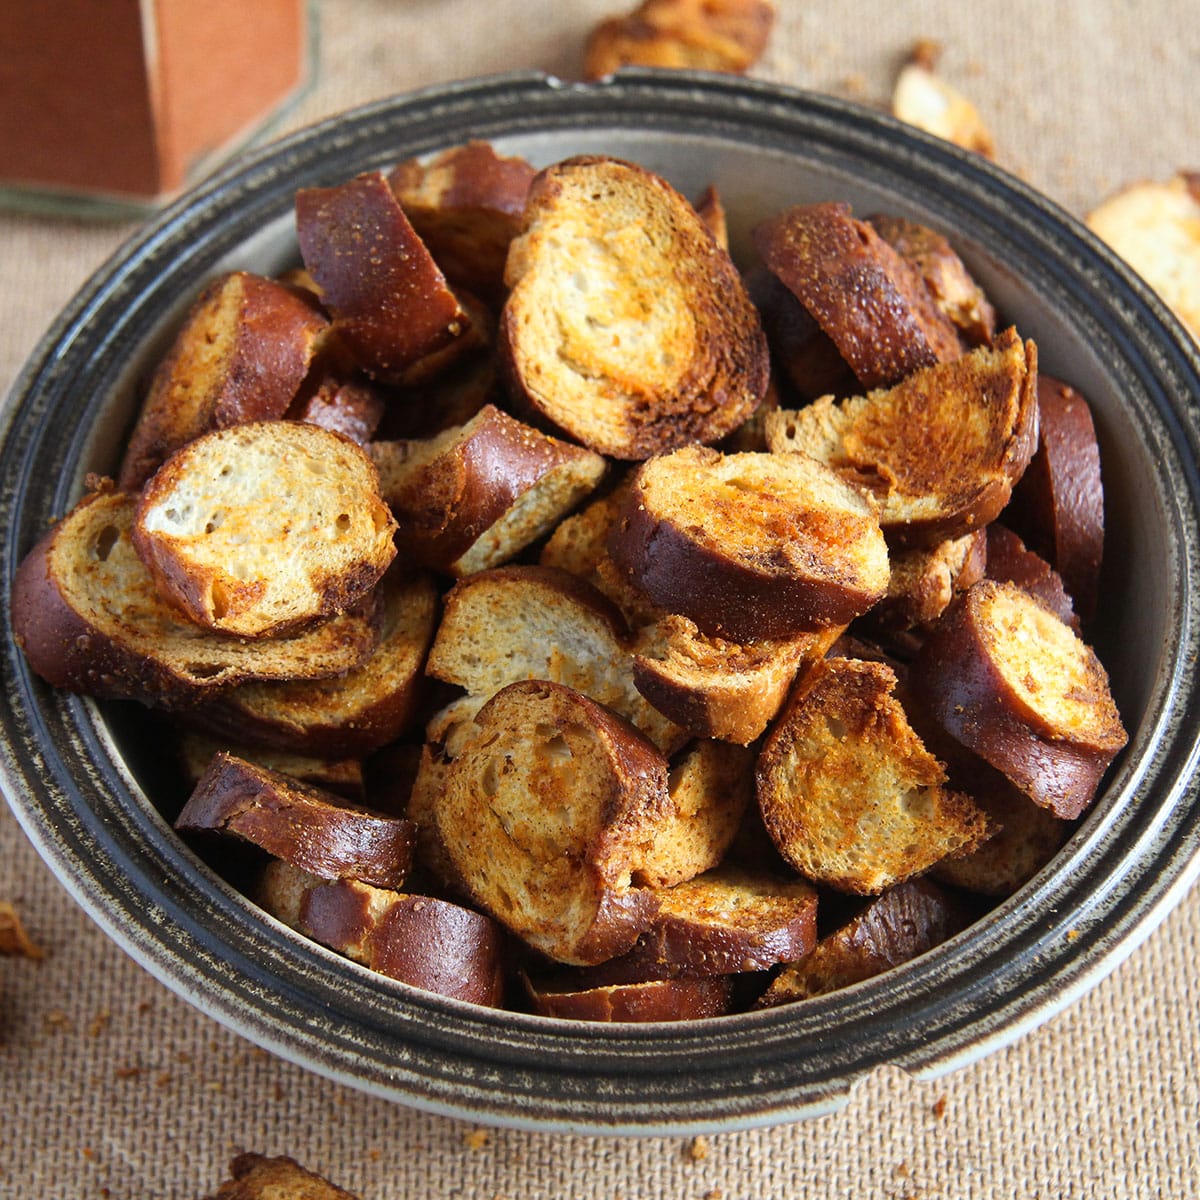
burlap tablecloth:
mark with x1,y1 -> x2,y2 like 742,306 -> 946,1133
3,2 -> 1198,1195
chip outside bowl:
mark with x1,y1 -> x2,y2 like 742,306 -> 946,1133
3,70 -> 1200,1134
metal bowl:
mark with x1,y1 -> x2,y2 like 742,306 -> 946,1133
3,70 -> 1199,1134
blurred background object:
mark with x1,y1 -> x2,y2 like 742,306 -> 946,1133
0,0 -> 312,213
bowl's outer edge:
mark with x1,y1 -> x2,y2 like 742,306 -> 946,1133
3,69 -> 1200,1134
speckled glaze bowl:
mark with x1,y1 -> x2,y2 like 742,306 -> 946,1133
3,71 -> 1200,1134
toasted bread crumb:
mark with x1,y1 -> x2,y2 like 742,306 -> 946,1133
464,1129 -> 492,1150
687,1134 -> 711,1161
932,1095 -> 948,1118
87,1010 -> 112,1037
0,901 -> 43,959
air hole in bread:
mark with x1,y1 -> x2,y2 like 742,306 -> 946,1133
210,580 -> 231,620
482,759 -> 500,797
335,513 -> 351,534
93,524 -> 120,562
825,715 -> 848,739
542,733 -> 574,763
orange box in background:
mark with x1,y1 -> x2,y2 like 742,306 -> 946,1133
0,0 -> 312,209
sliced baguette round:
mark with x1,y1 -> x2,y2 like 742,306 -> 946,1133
11,488 -> 382,707
756,878 -> 962,1006
909,580 -> 1128,819
765,328 -> 1038,549
256,861 -> 505,1007
183,569 -> 438,757
523,973 -> 732,1022
868,214 -> 996,347
369,404 -> 607,576
426,564 -> 688,754
1005,374 -> 1104,624
752,201 -> 962,389
756,657 -> 992,894
608,445 -> 889,641
500,155 -> 768,460
636,740 -> 755,889
434,680 -> 670,966
176,752 -> 415,889
117,271 -> 330,492
295,170 -> 470,382
591,864 -> 819,982
133,421 -> 397,638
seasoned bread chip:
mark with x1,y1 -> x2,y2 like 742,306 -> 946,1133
591,864 -> 818,982
11,489 -> 382,707
1006,374 -> 1104,624
524,973 -> 732,1021
984,523 -> 1078,630
177,731 -> 366,801
756,878 -> 963,1006
765,328 -> 1038,548
425,564 -> 688,754
891,59 -> 996,158
1086,172 -> 1200,342
435,680 -> 671,965
869,214 -> 996,346
608,446 -> 889,640
583,0 -> 775,79
757,657 -> 992,894
184,569 -> 438,758
369,405 -> 607,576
752,201 -> 962,389
177,752 -> 415,889
388,141 -> 536,304
256,861 -> 505,1007
632,615 -> 842,744
638,740 -> 754,888
500,155 -> 768,459
134,421 -> 397,638
910,580 -> 1128,818
295,171 -> 470,382
867,529 -> 987,632
206,1152 -> 360,1200
118,271 -> 330,492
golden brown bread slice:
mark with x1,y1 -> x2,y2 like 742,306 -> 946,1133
891,57 -> 996,158
388,140 -> 536,305
631,615 -> 842,744
744,265 -> 859,402
538,477 -> 833,741
176,753 -> 416,889
765,328 -> 1038,549
868,214 -> 997,346
866,529 -> 987,632
118,271 -> 330,492
583,0 -> 775,79
637,740 -> 754,888
500,155 -> 768,459
286,373 -> 386,445
182,569 -> 438,758
176,730 -> 366,801
295,170 -> 470,382
692,183 -> 729,250
1005,374 -> 1104,625
425,564 -> 688,754
752,201 -> 963,389
931,768 -> 1070,896
755,878 -> 963,1006
434,680 -> 670,965
1085,172 -> 1200,342
11,488 -> 382,708
607,445 -> 889,641
206,1152 -> 361,1200
756,656 -> 992,894
984,522 -> 1078,630
589,864 -> 819,982
133,421 -> 397,638
523,973 -> 733,1021
255,860 -> 506,1007
910,580 -> 1128,819
368,404 -> 607,576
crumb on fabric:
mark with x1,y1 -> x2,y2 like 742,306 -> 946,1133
0,901 -> 44,959
932,1095 -> 948,1119
687,1135 -> 711,1161
87,1010 -> 112,1037
464,1128 -> 491,1150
